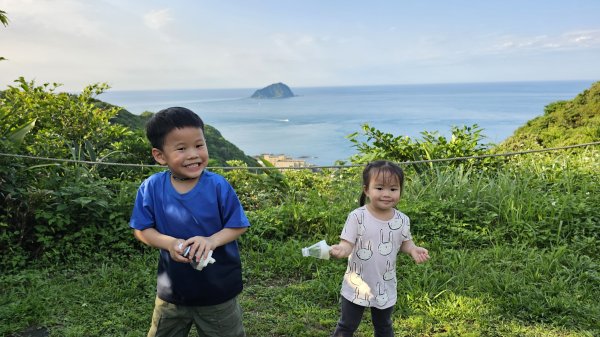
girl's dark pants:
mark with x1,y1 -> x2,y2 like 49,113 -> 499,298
333,297 -> 394,337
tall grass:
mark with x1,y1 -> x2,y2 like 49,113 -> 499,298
402,150 -> 599,253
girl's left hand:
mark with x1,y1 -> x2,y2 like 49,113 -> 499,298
411,246 -> 430,264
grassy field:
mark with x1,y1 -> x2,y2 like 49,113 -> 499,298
2,240 -> 598,336
2,151 -> 599,336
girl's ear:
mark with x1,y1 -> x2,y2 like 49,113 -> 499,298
361,185 -> 370,204
152,148 -> 167,165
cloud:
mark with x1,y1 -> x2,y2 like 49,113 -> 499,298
1,0 -> 109,40
490,29 -> 600,53
143,8 -> 172,30
2,1 -> 599,90
566,30 -> 600,47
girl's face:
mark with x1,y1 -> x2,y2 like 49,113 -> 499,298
364,171 -> 401,214
152,126 -> 209,180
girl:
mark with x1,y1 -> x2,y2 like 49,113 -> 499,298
330,160 -> 430,337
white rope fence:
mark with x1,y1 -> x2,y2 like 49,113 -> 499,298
0,141 -> 599,170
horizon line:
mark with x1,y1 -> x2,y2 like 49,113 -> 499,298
98,78 -> 598,93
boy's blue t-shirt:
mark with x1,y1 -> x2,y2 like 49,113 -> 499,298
130,170 -> 250,306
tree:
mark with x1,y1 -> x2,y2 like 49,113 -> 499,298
1,10 -> 8,61
348,123 -> 493,173
0,10 -> 7,26
0,10 -> 34,143
1,77 -> 130,161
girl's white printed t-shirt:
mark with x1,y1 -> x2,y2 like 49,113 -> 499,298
339,206 -> 412,309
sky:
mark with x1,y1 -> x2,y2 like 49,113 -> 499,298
1,0 -> 600,91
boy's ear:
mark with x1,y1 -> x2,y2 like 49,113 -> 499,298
151,148 -> 167,165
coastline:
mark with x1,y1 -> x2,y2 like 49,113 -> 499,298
99,80 -> 596,165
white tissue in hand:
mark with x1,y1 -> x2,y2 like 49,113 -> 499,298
179,243 -> 216,271
190,250 -> 215,271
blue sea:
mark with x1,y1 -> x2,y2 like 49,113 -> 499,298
99,80 -> 596,166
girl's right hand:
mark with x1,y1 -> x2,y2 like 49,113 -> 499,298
330,241 -> 354,258
329,244 -> 344,258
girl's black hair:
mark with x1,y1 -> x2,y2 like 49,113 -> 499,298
359,160 -> 405,206
145,107 -> 204,150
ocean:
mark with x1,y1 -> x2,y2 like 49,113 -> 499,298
99,80 -> 596,166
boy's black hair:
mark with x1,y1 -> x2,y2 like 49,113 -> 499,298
359,160 -> 405,206
145,107 -> 205,150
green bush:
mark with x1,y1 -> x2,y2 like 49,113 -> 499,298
348,123 -> 498,174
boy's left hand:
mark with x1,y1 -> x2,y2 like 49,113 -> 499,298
184,236 -> 216,264
410,246 -> 430,264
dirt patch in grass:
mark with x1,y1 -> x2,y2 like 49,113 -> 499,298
10,326 -> 49,337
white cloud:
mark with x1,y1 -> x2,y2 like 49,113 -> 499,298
574,36 -> 591,43
490,30 -> 600,53
1,1 -> 599,90
143,8 -> 172,30
566,30 -> 600,47
1,0 -> 108,39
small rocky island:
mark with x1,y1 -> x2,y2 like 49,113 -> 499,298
251,82 -> 295,99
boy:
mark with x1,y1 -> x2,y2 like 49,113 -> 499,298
130,107 -> 250,337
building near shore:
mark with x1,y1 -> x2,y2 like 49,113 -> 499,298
257,154 -> 313,168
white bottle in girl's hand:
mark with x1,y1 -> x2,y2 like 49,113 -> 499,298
302,240 -> 331,260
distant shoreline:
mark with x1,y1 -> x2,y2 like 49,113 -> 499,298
99,79 -> 596,95
99,80 -> 595,165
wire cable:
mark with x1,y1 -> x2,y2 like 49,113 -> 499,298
0,141 -> 598,170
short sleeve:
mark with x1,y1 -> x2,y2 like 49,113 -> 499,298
340,209 -> 363,244
217,179 -> 251,229
397,211 -> 412,242
129,179 -> 156,230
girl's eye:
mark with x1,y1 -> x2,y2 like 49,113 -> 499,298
196,144 -> 205,148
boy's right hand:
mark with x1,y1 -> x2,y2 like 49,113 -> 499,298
169,239 -> 189,263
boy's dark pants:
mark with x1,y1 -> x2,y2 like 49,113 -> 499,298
333,297 -> 394,337
148,296 -> 245,337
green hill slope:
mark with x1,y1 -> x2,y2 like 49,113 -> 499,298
107,104 -> 259,167
497,81 -> 600,151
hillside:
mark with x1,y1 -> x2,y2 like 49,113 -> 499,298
497,81 -> 600,151
104,102 -> 259,167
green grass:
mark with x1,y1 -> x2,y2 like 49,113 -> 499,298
2,242 -> 598,336
2,150 -> 598,336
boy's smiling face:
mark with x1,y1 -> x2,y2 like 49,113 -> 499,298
152,126 -> 209,180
